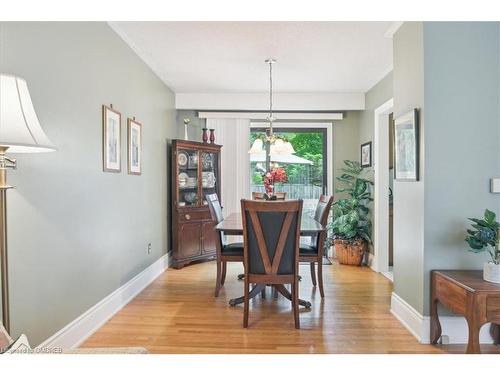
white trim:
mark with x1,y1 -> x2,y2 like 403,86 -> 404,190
199,112 -> 343,121
176,92 -> 365,111
372,98 -> 394,273
384,22 -> 404,38
250,122 -> 334,197
390,292 -> 494,344
37,253 -> 170,350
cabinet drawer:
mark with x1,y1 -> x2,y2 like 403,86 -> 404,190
178,210 -> 211,222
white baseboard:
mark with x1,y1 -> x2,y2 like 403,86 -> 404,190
37,252 -> 170,350
390,292 -> 493,344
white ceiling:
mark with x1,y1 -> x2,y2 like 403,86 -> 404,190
110,22 -> 394,94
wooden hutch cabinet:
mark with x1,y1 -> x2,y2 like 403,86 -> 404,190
171,140 -> 222,268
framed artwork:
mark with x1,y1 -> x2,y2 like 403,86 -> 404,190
394,108 -> 419,181
360,141 -> 372,167
102,105 -> 121,172
127,118 -> 142,175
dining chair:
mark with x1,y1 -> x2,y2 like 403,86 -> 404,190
299,194 -> 334,298
252,192 -> 287,200
241,199 -> 303,328
206,193 -> 244,297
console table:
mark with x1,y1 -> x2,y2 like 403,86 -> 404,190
430,270 -> 500,353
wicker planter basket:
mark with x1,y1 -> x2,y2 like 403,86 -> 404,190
335,239 -> 366,266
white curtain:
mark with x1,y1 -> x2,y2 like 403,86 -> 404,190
206,118 -> 251,216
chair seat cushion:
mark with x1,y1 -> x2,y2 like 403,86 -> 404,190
299,244 -> 318,255
222,242 -> 244,256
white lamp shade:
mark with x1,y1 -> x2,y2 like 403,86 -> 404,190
284,140 -> 296,154
248,138 -> 264,154
0,74 -> 56,153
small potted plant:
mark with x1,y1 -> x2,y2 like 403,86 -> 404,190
325,160 -> 372,266
465,209 -> 500,283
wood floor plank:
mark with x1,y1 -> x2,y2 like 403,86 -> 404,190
81,261 -> 500,354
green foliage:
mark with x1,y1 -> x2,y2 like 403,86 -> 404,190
325,160 -> 373,246
465,209 -> 500,265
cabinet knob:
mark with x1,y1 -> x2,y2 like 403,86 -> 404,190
185,214 -> 191,220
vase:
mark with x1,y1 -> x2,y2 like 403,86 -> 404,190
202,128 -> 208,143
209,129 -> 215,143
184,124 -> 189,141
483,262 -> 500,284
335,239 -> 366,266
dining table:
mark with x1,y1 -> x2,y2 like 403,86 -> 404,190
215,212 -> 326,308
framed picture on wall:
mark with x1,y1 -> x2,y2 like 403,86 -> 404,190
127,118 -> 142,175
102,105 -> 121,172
394,108 -> 419,181
360,141 -> 372,167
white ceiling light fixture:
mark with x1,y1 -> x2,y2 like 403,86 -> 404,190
248,59 -> 295,160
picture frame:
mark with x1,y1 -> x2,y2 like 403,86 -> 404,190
360,141 -> 372,167
102,105 -> 121,172
127,118 -> 142,175
394,108 -> 419,181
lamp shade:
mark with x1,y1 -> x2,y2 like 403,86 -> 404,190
0,74 -> 55,153
248,138 -> 264,154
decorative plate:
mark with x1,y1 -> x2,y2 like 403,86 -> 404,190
201,153 -> 213,170
177,151 -> 188,167
188,154 -> 198,169
178,172 -> 189,188
202,171 -> 216,188
184,192 -> 197,204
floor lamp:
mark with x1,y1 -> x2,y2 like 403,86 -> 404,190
0,74 -> 56,333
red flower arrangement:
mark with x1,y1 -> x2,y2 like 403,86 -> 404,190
263,167 -> 288,197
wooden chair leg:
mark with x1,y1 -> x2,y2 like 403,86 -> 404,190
215,258 -> 222,297
292,280 -> 300,329
221,261 -> 227,286
310,262 -> 317,286
273,286 -> 278,299
243,280 -> 249,328
318,260 -> 325,299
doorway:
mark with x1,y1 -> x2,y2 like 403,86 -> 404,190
372,99 -> 394,277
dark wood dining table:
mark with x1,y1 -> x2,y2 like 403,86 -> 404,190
215,212 -> 326,308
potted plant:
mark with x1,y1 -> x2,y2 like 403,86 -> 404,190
465,209 -> 500,283
325,160 -> 373,266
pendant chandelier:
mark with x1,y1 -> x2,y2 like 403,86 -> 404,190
248,59 -> 295,156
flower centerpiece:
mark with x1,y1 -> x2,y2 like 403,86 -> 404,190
263,166 -> 287,199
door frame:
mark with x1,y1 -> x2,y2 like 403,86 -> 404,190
372,98 -> 394,273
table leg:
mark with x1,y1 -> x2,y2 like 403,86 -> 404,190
274,284 -> 312,308
490,323 -> 500,345
466,317 -> 481,354
229,284 -> 266,306
430,297 -> 442,344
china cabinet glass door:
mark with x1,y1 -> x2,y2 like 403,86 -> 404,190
177,149 -> 199,207
200,151 -> 218,206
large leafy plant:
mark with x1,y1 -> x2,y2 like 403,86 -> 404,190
465,209 -> 500,265
325,160 -> 373,247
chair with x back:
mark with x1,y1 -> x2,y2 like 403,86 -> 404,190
206,193 -> 244,297
299,194 -> 333,298
240,199 -> 303,328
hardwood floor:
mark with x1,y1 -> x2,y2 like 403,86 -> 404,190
82,260 -> 500,354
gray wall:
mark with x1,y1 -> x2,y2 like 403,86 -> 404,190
0,22 -> 176,345
392,22 -> 426,313
176,109 -> 205,142
358,71 -> 394,183
422,22 -> 500,314
333,112 -> 361,194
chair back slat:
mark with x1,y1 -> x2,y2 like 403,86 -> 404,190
206,193 -> 226,247
241,200 -> 302,276
311,194 -> 334,248
252,192 -> 287,201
